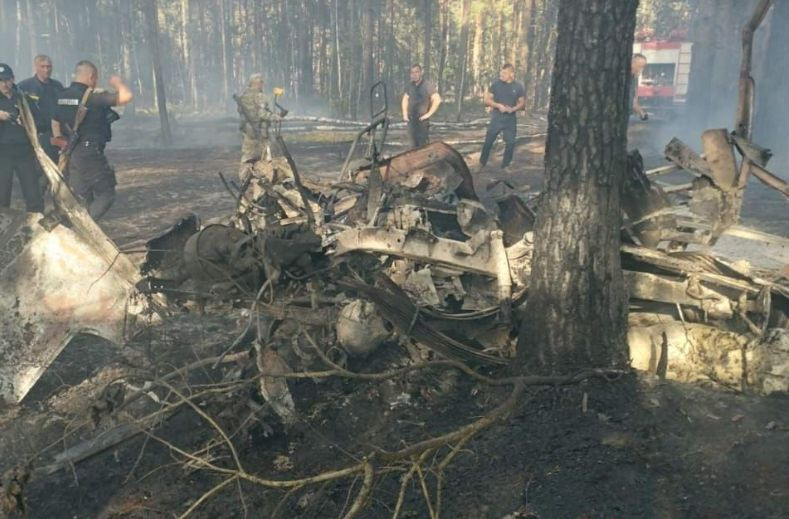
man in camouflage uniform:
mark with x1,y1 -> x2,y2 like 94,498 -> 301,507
238,73 -> 277,164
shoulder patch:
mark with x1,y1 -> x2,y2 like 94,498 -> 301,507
93,88 -> 106,94
58,98 -> 80,106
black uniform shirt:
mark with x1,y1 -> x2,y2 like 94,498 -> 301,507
488,80 -> 525,122
17,76 -> 64,132
0,91 -> 30,146
406,79 -> 437,119
54,82 -> 118,144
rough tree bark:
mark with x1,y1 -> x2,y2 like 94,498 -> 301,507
523,0 -> 538,104
454,0 -> 471,121
422,0 -> 432,77
437,0 -> 449,93
518,0 -> 637,375
144,0 -> 172,144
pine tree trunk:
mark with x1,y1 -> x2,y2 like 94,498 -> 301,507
219,0 -> 232,103
144,0 -> 172,144
471,9 -> 483,94
454,0 -> 470,121
25,0 -> 36,62
531,1 -> 558,110
330,0 -> 341,113
422,0 -> 432,77
300,0 -> 315,98
437,0 -> 449,93
523,0 -> 538,105
518,0 -> 637,375
360,0 -> 374,110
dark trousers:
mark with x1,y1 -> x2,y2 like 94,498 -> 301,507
35,132 -> 59,164
68,141 -> 116,220
38,132 -> 57,193
479,116 -> 517,168
0,144 -> 44,212
407,119 -> 430,148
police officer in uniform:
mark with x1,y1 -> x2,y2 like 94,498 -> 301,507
0,63 -> 44,213
18,55 -> 64,162
238,73 -> 277,164
52,60 -> 133,220
479,63 -> 525,170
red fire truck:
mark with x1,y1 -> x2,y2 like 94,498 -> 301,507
633,32 -> 693,113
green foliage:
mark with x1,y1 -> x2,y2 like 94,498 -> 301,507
637,0 -> 694,36
0,0 -> 692,118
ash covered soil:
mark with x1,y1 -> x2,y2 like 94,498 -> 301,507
1,116 -> 788,518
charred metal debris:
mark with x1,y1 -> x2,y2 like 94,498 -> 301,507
1,68 -> 788,413
133,130 -> 789,405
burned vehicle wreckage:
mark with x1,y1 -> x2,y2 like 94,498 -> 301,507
2,78 -> 788,415
134,126 -> 789,402
0,65 -> 788,516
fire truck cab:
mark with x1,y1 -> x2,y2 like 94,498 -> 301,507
633,36 -> 693,111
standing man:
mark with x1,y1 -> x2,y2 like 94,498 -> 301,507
630,53 -> 648,120
51,60 -> 133,220
236,73 -> 277,165
401,64 -> 441,148
479,63 -> 525,170
0,64 -> 44,213
18,55 -> 64,162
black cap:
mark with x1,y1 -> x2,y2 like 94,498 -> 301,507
0,63 -> 13,80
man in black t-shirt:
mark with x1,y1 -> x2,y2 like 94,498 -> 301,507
52,60 -> 133,220
401,64 -> 442,148
479,63 -> 525,170
18,54 -> 64,162
0,63 -> 44,213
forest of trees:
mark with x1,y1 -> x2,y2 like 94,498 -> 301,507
1,0 -> 787,154
0,0 -> 697,120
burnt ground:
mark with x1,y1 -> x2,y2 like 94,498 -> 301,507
1,114 -> 788,518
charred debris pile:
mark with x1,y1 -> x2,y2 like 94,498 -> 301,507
1,91 -> 788,518
135,130 -> 789,403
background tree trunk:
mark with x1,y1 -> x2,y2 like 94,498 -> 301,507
0,0 -> 660,119
144,0 -> 172,144
422,0 -> 432,77
518,0 -> 637,375
454,0 -> 471,121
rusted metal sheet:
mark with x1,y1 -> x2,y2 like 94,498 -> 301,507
341,274 -> 507,365
360,142 -> 478,200
0,98 -> 151,405
621,150 -> 676,248
332,227 -> 499,277
664,138 -> 712,179
625,270 -> 734,320
0,210 -> 137,404
701,130 -> 739,191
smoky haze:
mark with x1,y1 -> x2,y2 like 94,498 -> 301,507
0,0 -> 565,148
753,0 -> 789,173
1,0 -> 787,166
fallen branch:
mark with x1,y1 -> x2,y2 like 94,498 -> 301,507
178,475 -> 239,519
342,458 -> 375,519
